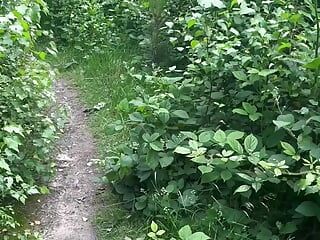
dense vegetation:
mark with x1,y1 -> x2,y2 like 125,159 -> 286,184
0,1 -> 59,239
3,0 -> 320,239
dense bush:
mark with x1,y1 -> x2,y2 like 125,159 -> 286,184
47,0 -> 320,239
103,0 -> 320,239
0,0 -> 58,238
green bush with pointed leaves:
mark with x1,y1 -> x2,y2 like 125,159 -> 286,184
102,0 -> 320,239
0,0 -> 58,238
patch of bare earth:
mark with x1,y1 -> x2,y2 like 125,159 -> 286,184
30,79 -> 100,240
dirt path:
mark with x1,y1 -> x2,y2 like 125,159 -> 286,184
32,79 -> 99,240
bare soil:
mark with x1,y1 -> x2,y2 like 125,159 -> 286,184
29,79 -> 100,240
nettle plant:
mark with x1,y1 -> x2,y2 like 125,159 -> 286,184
104,0 -> 320,239
1,0 -> 58,238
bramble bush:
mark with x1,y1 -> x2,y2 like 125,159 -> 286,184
48,0 -> 320,239
102,0 -> 320,239
0,0 -> 58,238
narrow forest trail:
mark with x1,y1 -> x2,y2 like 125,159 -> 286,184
31,79 -> 100,240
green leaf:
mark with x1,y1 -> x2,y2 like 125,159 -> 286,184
221,170 -> 232,181
249,112 -> 262,121
273,114 -> 295,129
228,139 -> 243,154
191,40 -> 200,49
157,108 -> 170,123
172,110 -> 190,119
232,108 -> 248,116
281,142 -> 296,156
174,146 -> 191,155
234,185 -> 251,194
150,141 -> 164,152
280,222 -> 298,234
258,69 -> 278,77
3,124 -> 24,136
181,131 -> 198,140
244,134 -> 258,153
198,166 -> 213,174
304,57 -> 320,69
198,0 -> 226,9
295,201 -> 320,218
232,70 -> 247,81
4,136 -> 21,152
237,173 -> 254,182
199,131 -> 214,143
159,156 -> 174,168
179,225 -> 192,240
191,155 -> 208,164
151,221 -> 158,232
242,102 -> 257,114
0,158 -> 10,171
179,189 -> 198,207
227,131 -> 244,140
214,130 -> 226,143
186,232 -> 210,240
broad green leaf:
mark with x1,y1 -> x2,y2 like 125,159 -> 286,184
135,201 -> 147,210
150,141 -> 164,152
249,112 -> 262,121
3,124 -> 24,136
214,129 -> 226,143
281,142 -> 296,156
304,57 -> 320,69
159,156 -> 174,168
186,232 -> 210,240
232,70 -> 247,81
151,221 -> 158,232
4,136 -> 21,152
232,108 -> 248,116
227,131 -> 244,140
179,225 -> 192,239
242,102 -> 257,114
221,170 -> 232,181
244,134 -> 258,153
191,155 -> 208,164
273,114 -> 295,129
172,110 -> 189,119
198,0 -> 226,9
239,6 -> 255,15
174,146 -> 191,155
237,173 -> 253,182
234,185 -> 251,194
191,40 -> 200,49
228,139 -> 243,154
198,166 -> 213,174
181,131 -> 198,140
199,131 -> 214,143
295,201 -> 320,218
280,222 -> 298,234
157,108 -> 170,123
0,158 -> 10,171
258,69 -> 278,77
179,189 -> 198,207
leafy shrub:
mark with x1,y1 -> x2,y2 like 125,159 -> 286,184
103,0 -> 320,239
0,0 -> 58,237
47,0 -> 110,47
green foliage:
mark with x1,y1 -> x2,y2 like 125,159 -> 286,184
100,0 -> 320,239
46,0 -> 109,47
0,0 -> 58,238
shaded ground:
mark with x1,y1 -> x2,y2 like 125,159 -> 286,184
29,79 -> 100,240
